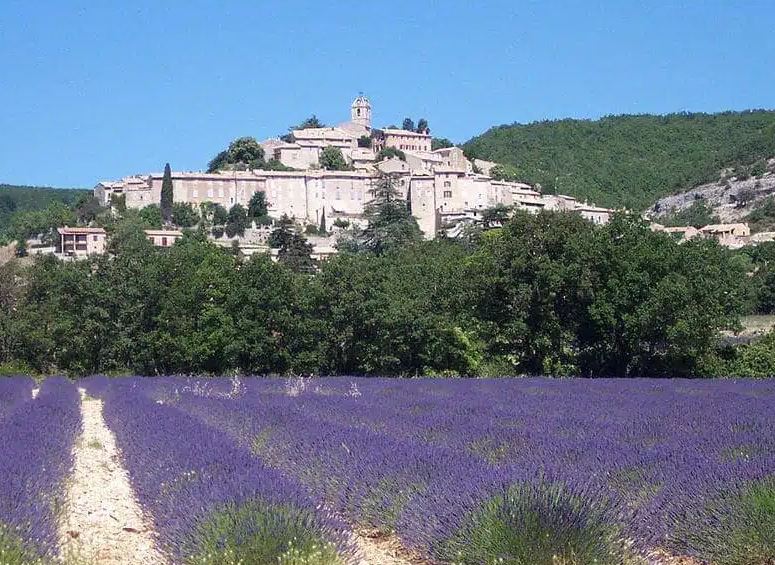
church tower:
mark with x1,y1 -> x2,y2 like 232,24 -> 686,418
351,94 -> 372,129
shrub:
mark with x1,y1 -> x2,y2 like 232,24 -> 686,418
440,482 -> 635,565
183,500 -> 343,565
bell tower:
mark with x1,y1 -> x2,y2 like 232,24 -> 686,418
351,94 -> 372,129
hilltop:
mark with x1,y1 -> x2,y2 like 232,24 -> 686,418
463,110 -> 775,210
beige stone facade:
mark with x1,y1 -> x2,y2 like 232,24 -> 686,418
144,229 -> 184,247
57,227 -> 107,257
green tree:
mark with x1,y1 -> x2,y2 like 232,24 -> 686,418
247,191 -> 270,223
268,215 -> 295,249
359,173 -> 423,254
357,135 -> 371,148
375,147 -> 406,162
278,232 -> 317,274
402,118 -> 415,132
225,204 -> 249,238
160,163 -> 173,224
416,118 -> 428,134
171,202 -> 199,228
319,146 -> 350,171
319,209 -> 326,234
138,204 -> 163,228
432,138 -> 454,151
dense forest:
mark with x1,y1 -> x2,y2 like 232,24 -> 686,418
463,110 -> 775,210
1,204 -> 773,378
0,184 -> 89,239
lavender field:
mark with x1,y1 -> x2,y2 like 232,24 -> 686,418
1,376 -> 774,564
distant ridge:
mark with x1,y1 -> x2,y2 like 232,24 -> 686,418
463,110 -> 775,210
0,184 -> 89,229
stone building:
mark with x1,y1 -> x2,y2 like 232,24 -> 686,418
57,226 -> 107,257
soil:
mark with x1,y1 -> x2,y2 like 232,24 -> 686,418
58,390 -> 166,564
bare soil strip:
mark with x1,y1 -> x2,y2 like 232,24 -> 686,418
59,389 -> 166,564
353,530 -> 429,565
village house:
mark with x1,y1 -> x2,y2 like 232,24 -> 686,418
57,226 -> 107,257
144,229 -> 184,247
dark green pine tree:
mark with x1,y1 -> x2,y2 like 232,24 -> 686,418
160,163 -> 173,224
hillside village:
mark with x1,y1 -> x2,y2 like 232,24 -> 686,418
84,96 -> 613,259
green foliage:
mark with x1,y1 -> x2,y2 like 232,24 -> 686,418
247,191 -> 270,224
671,478 -> 775,565
745,196 -> 775,232
441,482 -> 634,565
171,202 -> 199,228
225,204 -> 248,238
489,163 -> 523,182
431,137 -> 454,151
464,111 -> 775,209
416,118 -> 428,134
138,204 -> 163,228
7,201 -> 77,244
0,184 -> 88,235
160,163 -> 173,223
357,135 -> 371,148
707,331 -> 775,377
0,209 -> 753,378
402,118 -> 415,132
318,209 -> 326,234
662,201 -> 719,228
467,212 -> 746,376
0,524 -> 48,565
207,137 -> 265,172
332,218 -> 350,229
183,500 -> 342,565
319,147 -> 350,171
358,173 -> 423,254
375,147 -> 406,162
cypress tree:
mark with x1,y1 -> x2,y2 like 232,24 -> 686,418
160,163 -> 173,224
319,209 -> 326,234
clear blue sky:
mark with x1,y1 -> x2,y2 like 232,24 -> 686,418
1,1 -> 773,188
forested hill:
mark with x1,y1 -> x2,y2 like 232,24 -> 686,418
0,184 -> 89,228
463,110 -> 775,210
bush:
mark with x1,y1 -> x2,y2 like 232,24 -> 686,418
183,500 -> 344,565
440,482 -> 634,565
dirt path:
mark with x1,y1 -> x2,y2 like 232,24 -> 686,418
59,389 -> 166,564
353,531 -> 428,565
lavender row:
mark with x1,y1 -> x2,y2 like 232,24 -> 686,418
0,377 -> 80,563
158,376 -> 774,563
153,379 -> 636,562
97,378 -> 354,564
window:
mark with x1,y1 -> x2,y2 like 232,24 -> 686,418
192,189 -> 198,198
443,190 -> 452,198
207,188 -> 214,198
218,188 -> 224,198
92,235 -> 98,241
162,237 -> 168,246
443,181 -> 451,188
